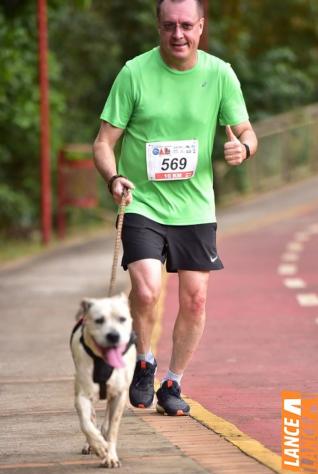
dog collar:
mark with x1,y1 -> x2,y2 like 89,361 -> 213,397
71,319 -> 137,400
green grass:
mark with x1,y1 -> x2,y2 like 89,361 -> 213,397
0,215 -> 115,266
0,237 -> 44,264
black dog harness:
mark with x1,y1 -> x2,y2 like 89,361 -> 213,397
71,319 -> 137,400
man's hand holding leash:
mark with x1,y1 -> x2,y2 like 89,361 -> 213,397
108,175 -> 134,205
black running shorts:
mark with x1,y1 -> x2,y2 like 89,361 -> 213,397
121,213 -> 224,273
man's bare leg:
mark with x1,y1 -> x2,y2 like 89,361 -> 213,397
169,270 -> 210,374
157,270 -> 209,415
128,258 -> 162,408
156,270 -> 210,415
128,258 -> 162,354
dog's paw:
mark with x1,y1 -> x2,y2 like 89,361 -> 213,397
90,440 -> 108,460
100,454 -> 121,469
81,442 -> 92,455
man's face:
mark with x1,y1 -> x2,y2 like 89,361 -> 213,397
158,0 -> 204,70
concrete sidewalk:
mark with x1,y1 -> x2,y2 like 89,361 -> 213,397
1,176 -> 317,473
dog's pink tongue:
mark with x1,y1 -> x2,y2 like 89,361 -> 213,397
104,346 -> 125,369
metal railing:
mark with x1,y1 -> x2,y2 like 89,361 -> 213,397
214,103 -> 318,203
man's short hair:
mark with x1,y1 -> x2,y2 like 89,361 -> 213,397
156,0 -> 204,18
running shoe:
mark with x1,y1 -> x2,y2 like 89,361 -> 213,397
156,379 -> 190,416
129,359 -> 157,408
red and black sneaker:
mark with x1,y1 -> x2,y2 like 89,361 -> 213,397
129,359 -> 157,408
156,380 -> 190,416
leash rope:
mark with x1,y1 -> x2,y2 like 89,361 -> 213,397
108,192 -> 127,297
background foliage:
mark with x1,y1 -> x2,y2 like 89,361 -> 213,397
1,0 -> 318,236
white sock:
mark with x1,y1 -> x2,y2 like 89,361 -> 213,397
137,351 -> 155,364
161,369 -> 183,386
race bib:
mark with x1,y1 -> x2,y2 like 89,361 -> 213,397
146,139 -> 199,181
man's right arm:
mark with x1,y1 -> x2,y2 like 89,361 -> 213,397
93,121 -> 134,205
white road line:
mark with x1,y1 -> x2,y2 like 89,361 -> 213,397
297,294 -> 318,307
294,232 -> 310,242
284,278 -> 306,289
308,223 -> 318,234
281,253 -> 299,262
278,264 -> 297,276
286,242 -> 304,252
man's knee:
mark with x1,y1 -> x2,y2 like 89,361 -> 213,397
180,289 -> 207,318
179,271 -> 209,319
128,259 -> 162,309
130,284 -> 160,308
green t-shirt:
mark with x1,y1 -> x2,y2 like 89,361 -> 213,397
101,47 -> 248,225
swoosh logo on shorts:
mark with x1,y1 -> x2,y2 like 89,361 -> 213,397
210,256 -> 218,263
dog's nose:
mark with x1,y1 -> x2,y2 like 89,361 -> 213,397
106,331 -> 120,344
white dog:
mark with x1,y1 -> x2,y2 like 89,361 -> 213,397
70,294 -> 136,468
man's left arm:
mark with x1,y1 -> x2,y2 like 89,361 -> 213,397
224,121 -> 258,166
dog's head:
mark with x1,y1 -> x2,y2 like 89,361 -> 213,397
78,293 -> 133,369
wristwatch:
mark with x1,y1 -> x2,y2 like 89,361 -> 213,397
243,143 -> 251,160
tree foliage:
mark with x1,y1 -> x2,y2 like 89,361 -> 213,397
210,0 -> 318,119
49,0 -> 158,142
0,1 -> 64,235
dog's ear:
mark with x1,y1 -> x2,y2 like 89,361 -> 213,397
119,292 -> 129,303
75,298 -> 94,321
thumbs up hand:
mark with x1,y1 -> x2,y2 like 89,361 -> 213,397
224,125 -> 245,166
